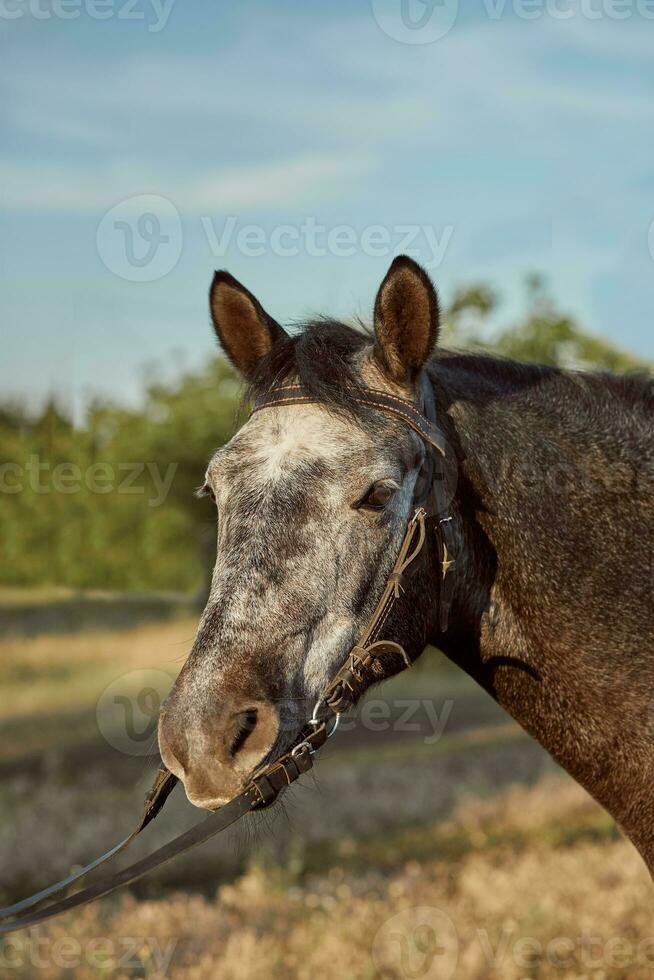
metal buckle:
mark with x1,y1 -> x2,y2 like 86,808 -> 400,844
291,740 -> 315,759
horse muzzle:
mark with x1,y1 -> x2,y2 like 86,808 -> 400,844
158,692 -> 280,809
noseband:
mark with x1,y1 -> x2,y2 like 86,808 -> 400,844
0,375 -> 458,934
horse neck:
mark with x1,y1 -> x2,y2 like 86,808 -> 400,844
427,356 -> 654,870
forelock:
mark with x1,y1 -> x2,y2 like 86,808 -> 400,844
244,318 -> 375,424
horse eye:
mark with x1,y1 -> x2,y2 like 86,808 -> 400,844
198,483 -> 216,504
357,481 -> 397,511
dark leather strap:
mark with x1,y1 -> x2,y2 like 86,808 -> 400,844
1,632 -> 423,934
417,372 -> 459,632
0,786 -> 256,935
0,767 -> 177,922
251,384 -> 447,455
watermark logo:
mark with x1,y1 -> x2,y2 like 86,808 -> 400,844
202,216 -> 454,268
273,696 -> 455,743
476,926 -> 654,972
0,930 -> 177,974
0,0 -> 176,32
371,0 -> 459,44
96,194 -> 182,282
0,456 -> 178,507
372,906 -> 459,979
96,669 -> 173,756
96,209 -> 454,276
482,0 -> 654,20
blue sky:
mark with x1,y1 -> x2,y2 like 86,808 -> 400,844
1,1 -> 653,418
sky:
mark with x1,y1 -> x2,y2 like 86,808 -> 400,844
1,0 -> 653,419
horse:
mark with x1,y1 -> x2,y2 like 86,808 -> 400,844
158,255 -> 654,873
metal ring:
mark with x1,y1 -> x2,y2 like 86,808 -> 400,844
308,700 -> 340,740
325,713 -> 340,739
309,699 -> 324,726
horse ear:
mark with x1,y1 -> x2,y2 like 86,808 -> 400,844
372,255 -> 440,385
209,271 -> 288,379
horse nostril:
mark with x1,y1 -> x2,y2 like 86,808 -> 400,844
158,709 -> 189,778
159,696 -> 279,807
228,707 -> 259,759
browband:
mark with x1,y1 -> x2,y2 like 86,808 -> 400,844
251,383 -> 447,456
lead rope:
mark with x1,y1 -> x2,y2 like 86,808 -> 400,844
0,765 -> 178,923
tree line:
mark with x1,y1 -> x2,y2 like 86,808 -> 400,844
1,278 -> 648,594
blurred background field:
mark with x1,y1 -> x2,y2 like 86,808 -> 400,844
1,277 -> 652,975
4,781 -> 650,980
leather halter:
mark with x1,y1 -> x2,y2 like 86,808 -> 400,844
0,377 -> 458,935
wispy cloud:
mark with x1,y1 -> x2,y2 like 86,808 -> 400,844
0,153 -> 374,214
182,153 -> 376,211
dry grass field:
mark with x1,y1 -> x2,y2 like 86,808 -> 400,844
1,616 -> 652,979
3,779 -> 652,980
0,617 -> 193,720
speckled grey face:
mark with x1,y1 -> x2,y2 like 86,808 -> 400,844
202,399 -> 420,697
158,256 -> 441,809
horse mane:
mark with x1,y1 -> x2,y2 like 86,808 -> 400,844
433,349 -> 653,430
244,317 -> 652,422
436,349 -> 652,404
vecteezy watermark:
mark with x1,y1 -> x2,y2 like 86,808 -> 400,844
96,197 -> 454,282
371,912 -> 654,978
0,457 -> 178,507
96,669 -> 174,756
370,0 -> 654,41
0,0 -> 175,31
0,929 -> 177,973
201,216 -> 454,268
476,926 -> 654,972
0,0 -> 175,30
338,697 -> 454,743
372,907 -> 459,980
482,0 -> 654,20
264,697 -> 455,744
371,0 -> 460,43
96,195 -> 183,282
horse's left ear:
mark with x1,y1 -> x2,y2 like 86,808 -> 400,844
209,271 -> 288,379
372,255 -> 440,385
